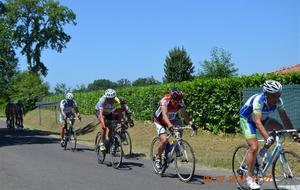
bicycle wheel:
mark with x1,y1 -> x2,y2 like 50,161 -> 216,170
63,129 -> 68,150
119,130 -> 132,157
272,150 -> 300,190
232,144 -> 249,190
69,128 -> 77,151
150,136 -> 168,174
110,134 -> 123,169
174,140 -> 195,182
95,132 -> 106,164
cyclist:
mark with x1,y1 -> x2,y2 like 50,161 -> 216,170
95,89 -> 121,152
15,100 -> 25,128
239,80 -> 294,189
153,88 -> 196,169
59,92 -> 80,147
5,99 -> 16,129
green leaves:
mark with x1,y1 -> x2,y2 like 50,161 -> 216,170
44,73 -> 300,133
164,46 -> 194,83
3,0 -> 76,76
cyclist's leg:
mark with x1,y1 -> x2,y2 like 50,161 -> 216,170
59,114 -> 65,140
6,113 -> 9,126
240,118 -> 259,183
154,122 -> 168,158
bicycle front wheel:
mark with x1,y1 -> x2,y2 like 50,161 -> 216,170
272,150 -> 300,190
119,130 -> 132,158
232,144 -> 249,190
174,140 -> 195,182
95,132 -> 106,164
69,129 -> 77,152
110,134 -> 123,169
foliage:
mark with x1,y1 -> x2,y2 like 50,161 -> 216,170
163,46 -> 194,83
10,71 -> 49,111
3,0 -> 76,76
199,47 -> 238,78
87,79 -> 117,91
132,76 -> 160,87
43,73 -> 300,133
116,78 -> 131,88
54,82 -> 71,95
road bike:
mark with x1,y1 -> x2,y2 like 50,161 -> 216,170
150,125 -> 197,182
62,116 -> 80,151
95,120 -> 124,169
232,129 -> 300,190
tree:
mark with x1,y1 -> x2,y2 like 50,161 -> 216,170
199,47 -> 238,78
54,83 -> 71,95
0,2 -> 18,100
116,78 -> 131,88
10,71 -> 49,110
73,84 -> 87,93
132,76 -> 160,87
163,46 -> 194,83
3,0 -> 76,76
87,79 -> 116,91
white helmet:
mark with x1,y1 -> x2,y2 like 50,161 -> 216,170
65,92 -> 74,100
105,89 -> 116,98
263,80 -> 282,94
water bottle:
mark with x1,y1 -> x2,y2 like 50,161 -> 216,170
259,147 -> 271,168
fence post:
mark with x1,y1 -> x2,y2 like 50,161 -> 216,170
38,105 -> 42,126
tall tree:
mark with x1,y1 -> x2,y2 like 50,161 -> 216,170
199,47 -> 238,78
3,0 -> 76,76
132,76 -> 160,87
163,46 -> 194,83
0,1 -> 18,100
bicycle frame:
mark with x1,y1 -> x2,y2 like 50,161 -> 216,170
260,135 -> 283,175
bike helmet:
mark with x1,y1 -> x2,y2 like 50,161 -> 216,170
65,92 -> 74,100
105,89 -> 116,98
263,80 -> 282,94
170,88 -> 183,101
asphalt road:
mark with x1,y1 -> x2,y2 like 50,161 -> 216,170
0,120 -> 277,190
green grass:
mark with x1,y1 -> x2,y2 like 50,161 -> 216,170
24,109 -> 300,170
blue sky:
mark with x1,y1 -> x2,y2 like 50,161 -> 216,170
18,0 -> 300,90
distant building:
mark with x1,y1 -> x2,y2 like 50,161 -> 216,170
271,64 -> 300,74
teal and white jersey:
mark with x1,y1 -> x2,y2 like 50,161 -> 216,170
240,93 -> 284,121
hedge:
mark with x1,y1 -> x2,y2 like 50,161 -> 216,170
43,73 -> 300,133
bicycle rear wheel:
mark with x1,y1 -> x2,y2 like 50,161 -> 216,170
272,150 -> 300,190
232,144 -> 249,190
110,134 -> 123,169
174,140 -> 195,182
119,130 -> 132,157
95,132 -> 106,164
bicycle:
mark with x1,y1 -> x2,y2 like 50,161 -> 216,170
116,119 -> 132,157
94,120 -> 124,169
62,115 -> 80,151
150,125 -> 197,182
232,128 -> 300,190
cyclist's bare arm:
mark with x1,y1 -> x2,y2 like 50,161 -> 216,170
98,109 -> 106,129
278,109 -> 293,129
161,105 -> 173,128
253,113 -> 269,140
179,108 -> 192,124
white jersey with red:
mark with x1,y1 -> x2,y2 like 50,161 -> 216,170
154,94 -> 185,126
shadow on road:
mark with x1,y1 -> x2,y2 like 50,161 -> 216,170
0,128 -> 59,148
76,121 -> 99,136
